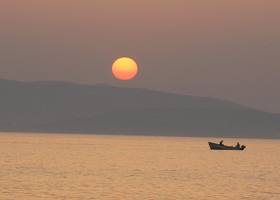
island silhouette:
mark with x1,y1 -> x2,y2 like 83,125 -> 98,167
0,79 -> 279,138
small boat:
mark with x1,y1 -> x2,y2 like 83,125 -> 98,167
208,142 -> 246,151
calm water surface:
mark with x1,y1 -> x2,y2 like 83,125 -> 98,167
0,133 -> 279,200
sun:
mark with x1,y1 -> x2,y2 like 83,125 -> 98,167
112,57 -> 138,80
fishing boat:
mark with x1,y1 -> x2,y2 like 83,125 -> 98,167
208,142 -> 246,151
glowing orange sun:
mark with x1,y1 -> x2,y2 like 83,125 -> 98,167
112,57 -> 138,80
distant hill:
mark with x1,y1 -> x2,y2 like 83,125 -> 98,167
0,79 -> 279,138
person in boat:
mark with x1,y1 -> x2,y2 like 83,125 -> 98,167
219,140 -> 224,145
236,142 -> 240,148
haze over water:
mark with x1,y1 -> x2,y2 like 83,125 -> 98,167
0,133 -> 279,200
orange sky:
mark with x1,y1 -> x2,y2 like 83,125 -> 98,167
0,0 -> 280,112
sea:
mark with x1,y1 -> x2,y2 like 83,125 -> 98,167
0,132 -> 279,200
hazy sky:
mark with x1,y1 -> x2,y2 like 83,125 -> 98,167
0,0 -> 280,112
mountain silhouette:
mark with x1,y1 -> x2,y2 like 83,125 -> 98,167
0,79 -> 279,138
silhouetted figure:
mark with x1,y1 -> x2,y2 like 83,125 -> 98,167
236,142 -> 240,148
219,140 -> 224,145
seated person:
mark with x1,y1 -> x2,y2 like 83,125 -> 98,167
236,142 -> 240,148
219,140 -> 224,145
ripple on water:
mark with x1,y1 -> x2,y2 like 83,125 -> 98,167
0,133 -> 279,200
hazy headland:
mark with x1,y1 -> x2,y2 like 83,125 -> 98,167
0,79 -> 279,138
